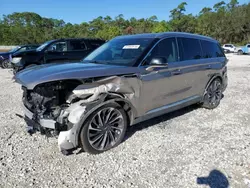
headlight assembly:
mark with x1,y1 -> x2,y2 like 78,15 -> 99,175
12,57 -> 22,64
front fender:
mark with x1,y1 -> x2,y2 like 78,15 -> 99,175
62,97 -> 137,149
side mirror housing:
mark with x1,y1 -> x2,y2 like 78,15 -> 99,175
146,57 -> 168,71
150,57 -> 167,65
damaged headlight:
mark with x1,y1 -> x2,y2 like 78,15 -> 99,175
12,57 -> 22,64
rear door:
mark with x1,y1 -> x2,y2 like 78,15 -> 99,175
180,38 -> 225,97
175,37 -> 207,98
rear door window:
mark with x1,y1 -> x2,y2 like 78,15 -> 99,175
89,40 -> 105,49
177,38 -> 202,61
69,40 -> 87,51
201,40 -> 224,58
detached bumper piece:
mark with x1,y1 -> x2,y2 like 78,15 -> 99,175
23,104 -> 57,134
23,104 -> 77,155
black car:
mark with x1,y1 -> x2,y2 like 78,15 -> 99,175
11,38 -> 105,73
0,45 -> 39,68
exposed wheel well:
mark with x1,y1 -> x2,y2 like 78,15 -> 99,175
104,94 -> 136,126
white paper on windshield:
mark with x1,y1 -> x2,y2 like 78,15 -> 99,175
122,45 -> 140,49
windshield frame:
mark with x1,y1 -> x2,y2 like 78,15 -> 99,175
36,40 -> 56,51
83,37 -> 158,67
9,46 -> 21,53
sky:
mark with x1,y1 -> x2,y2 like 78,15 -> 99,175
1,0 -> 250,24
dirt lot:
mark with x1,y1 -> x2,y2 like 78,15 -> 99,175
0,54 -> 250,188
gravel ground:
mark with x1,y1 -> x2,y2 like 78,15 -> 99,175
0,54 -> 250,188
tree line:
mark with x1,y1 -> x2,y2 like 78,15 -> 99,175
0,0 -> 250,45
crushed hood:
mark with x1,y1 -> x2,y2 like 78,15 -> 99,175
12,49 -> 37,57
14,62 -> 140,89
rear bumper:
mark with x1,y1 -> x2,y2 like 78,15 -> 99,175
222,67 -> 228,92
222,75 -> 228,92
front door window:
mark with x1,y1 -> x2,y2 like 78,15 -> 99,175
48,42 -> 67,52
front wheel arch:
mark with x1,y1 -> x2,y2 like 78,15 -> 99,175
75,97 -> 137,147
79,102 -> 128,154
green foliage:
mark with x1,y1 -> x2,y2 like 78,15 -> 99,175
0,1 -> 250,45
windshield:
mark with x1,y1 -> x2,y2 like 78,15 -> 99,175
36,41 -> 54,51
84,37 -> 154,66
9,46 -> 20,53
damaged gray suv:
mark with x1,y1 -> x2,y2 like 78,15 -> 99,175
15,32 -> 228,154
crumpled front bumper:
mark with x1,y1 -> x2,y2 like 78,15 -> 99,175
23,104 -> 78,153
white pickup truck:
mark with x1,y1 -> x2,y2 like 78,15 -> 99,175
235,44 -> 250,55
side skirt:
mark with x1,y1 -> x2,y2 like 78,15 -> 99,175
132,95 -> 201,125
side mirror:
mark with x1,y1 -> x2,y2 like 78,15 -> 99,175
150,57 -> 167,65
146,57 -> 168,71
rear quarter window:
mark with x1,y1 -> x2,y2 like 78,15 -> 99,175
177,38 -> 202,61
201,40 -> 225,58
69,40 -> 87,51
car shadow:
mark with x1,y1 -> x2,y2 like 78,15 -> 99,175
124,104 -> 199,141
197,169 -> 229,188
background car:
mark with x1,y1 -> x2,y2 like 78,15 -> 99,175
236,44 -> 250,55
11,38 -> 105,73
0,44 -> 39,68
222,44 -> 236,53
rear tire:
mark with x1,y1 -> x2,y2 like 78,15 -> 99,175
80,102 -> 128,154
201,78 -> 222,109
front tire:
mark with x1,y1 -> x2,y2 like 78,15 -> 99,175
202,78 -> 223,109
80,102 -> 128,154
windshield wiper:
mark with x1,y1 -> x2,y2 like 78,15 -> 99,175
88,60 -> 110,64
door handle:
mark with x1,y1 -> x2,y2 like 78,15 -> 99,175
172,69 -> 182,75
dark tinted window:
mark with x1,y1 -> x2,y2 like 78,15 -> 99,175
247,45 -> 250,48
89,40 -> 105,49
225,44 -> 232,47
146,37 -> 178,64
201,40 -> 224,58
69,40 -> 86,51
178,38 -> 202,61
